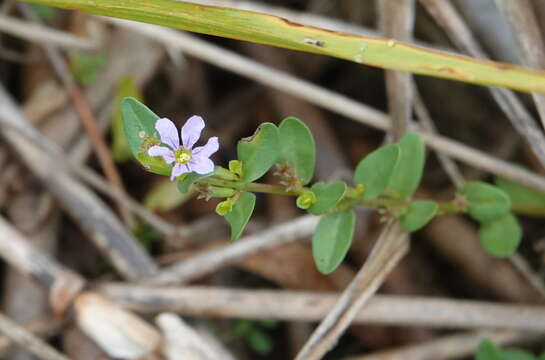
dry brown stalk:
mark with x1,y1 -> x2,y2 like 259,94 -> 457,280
378,0 -> 415,141
0,85 -> 159,280
420,0 -> 545,171
0,14 -> 98,51
295,223 -> 408,360
0,216 -> 85,315
18,3 -> 134,228
495,0 -> 545,133
145,215 -> 319,285
101,284 -> 545,331
0,311 -> 70,360
344,330 -> 543,360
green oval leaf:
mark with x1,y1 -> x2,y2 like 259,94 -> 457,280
278,117 -> 316,185
461,181 -> 511,222
312,210 -> 356,274
225,192 -> 256,242
237,123 -> 280,183
387,132 -> 425,199
121,97 -> 160,157
176,166 -> 218,194
353,144 -> 400,200
496,177 -> 545,217
400,200 -> 438,232
307,181 -> 347,215
476,339 -> 504,360
479,214 -> 522,258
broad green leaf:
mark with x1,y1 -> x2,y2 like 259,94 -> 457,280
461,182 -> 511,222
176,167 -> 218,194
479,214 -> 522,258
144,179 -> 191,212
387,132 -> 425,199
475,339 -> 504,360
307,182 -> 347,215
225,192 -> 256,242
354,144 -> 400,200
121,97 -> 160,157
23,0 -> 545,95
312,210 -> 356,274
502,349 -> 536,360
278,117 -> 316,185
496,177 -> 545,217
246,329 -> 273,355
237,123 -> 280,183
400,200 -> 438,232
69,52 -> 107,86
113,76 -> 142,162
136,152 -> 171,176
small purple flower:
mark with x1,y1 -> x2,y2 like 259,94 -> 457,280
148,116 -> 219,181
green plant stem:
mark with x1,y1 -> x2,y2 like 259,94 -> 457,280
198,177 -> 465,215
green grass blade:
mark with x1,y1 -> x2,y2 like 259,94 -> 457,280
21,0 -> 545,94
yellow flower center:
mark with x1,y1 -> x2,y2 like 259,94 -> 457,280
174,148 -> 192,164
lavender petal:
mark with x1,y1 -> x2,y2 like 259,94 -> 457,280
189,155 -> 214,174
181,115 -> 205,149
155,118 -> 180,150
170,163 -> 190,181
192,137 -> 219,158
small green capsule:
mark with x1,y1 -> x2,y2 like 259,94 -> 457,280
296,191 -> 317,210
215,200 -> 234,216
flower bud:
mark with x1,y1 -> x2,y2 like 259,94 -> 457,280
216,200 -> 234,216
296,191 -> 316,210
228,160 -> 243,178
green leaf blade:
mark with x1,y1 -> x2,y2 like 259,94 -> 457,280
312,210 -> 356,274
461,181 -> 511,222
225,192 -> 256,242
387,132 -> 425,199
353,144 -> 400,200
121,97 -> 160,158
307,181 -> 346,215
479,214 -> 522,258
278,117 -> 316,185
237,123 -> 280,183
400,200 -> 438,232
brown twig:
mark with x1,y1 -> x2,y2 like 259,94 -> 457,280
495,0 -> 545,133
420,0 -> 545,171
344,330 -> 543,360
145,216 -> 319,285
378,0 -> 415,141
101,284 -> 545,331
18,3 -> 134,228
0,84 -> 159,280
295,223 -> 408,360
0,311 -> 70,360
0,216 -> 85,315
